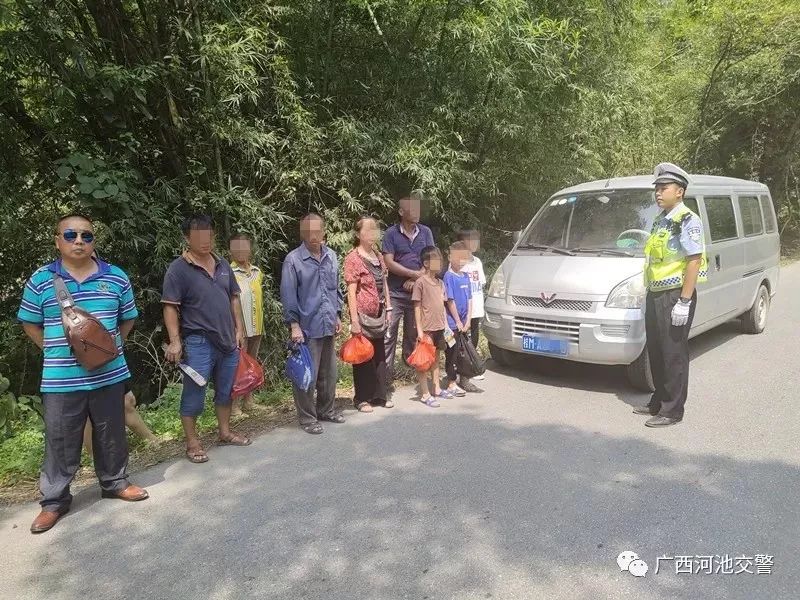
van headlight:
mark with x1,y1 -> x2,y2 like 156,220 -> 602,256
606,274 -> 646,309
488,269 -> 507,299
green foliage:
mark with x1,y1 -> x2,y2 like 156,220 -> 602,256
0,379 -> 296,482
0,0 -> 798,415
141,384 -> 221,440
139,380 -> 291,441
0,370 -> 43,436
0,423 -> 45,484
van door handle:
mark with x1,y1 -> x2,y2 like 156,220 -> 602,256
715,254 -> 721,271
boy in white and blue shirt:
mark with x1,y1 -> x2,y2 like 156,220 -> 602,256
458,229 -> 487,380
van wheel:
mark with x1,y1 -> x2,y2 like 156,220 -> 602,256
626,347 -> 654,392
488,343 -> 510,367
741,284 -> 769,334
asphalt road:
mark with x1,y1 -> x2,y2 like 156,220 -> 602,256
2,263 -> 798,600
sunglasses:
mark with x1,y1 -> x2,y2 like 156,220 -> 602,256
61,229 -> 95,244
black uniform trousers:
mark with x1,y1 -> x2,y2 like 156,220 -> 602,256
645,288 -> 697,420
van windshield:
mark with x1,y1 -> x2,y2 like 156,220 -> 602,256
517,189 -> 660,256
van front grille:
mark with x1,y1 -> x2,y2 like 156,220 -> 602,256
513,317 -> 580,343
511,296 -> 592,312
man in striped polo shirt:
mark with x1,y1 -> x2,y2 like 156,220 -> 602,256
18,214 -> 148,534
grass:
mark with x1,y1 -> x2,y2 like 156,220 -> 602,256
0,378 -> 295,491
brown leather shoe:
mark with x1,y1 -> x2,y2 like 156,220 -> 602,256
30,508 -> 69,534
101,484 -> 149,502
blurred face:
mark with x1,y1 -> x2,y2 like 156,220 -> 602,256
55,217 -> 95,262
356,218 -> 381,246
399,198 -> 421,224
186,226 -> 214,256
449,248 -> 469,271
654,182 -> 684,210
425,252 -> 443,274
230,238 -> 252,264
301,216 -> 325,251
463,232 -> 480,254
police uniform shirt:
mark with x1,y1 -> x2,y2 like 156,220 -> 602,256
654,203 -> 704,258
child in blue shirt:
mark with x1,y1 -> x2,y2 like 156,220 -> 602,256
443,241 -> 480,395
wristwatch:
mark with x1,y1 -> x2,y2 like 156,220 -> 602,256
679,297 -> 692,304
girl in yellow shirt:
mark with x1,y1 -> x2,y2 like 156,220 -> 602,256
230,234 -> 264,415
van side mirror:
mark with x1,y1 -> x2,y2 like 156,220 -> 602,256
512,230 -> 522,244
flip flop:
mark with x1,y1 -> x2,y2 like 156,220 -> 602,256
217,433 -> 252,446
186,447 -> 209,463
320,413 -> 346,424
302,423 -> 324,434
420,396 -> 440,408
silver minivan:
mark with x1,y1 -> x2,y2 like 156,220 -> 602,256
483,174 -> 781,390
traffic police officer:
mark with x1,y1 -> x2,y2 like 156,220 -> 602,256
633,163 -> 707,427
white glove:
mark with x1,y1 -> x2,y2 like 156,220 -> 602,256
671,300 -> 691,326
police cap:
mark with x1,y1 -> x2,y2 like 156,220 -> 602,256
652,162 -> 690,188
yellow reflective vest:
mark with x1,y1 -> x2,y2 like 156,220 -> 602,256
644,205 -> 708,292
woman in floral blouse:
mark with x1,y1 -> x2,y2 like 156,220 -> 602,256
344,217 -> 393,412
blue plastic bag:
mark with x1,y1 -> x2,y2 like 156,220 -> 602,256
285,341 -> 313,392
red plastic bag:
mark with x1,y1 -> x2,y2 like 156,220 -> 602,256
407,335 -> 436,372
339,334 -> 375,365
232,349 -> 265,397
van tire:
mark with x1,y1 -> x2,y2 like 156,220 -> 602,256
741,284 -> 769,334
626,347 -> 654,392
488,343 -> 510,367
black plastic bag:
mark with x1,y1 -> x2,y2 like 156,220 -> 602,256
455,332 -> 486,379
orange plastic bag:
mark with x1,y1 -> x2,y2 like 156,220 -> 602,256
407,335 -> 436,372
232,349 -> 265,397
339,334 -> 375,365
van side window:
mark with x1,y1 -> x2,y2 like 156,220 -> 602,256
704,196 -> 738,242
759,195 -> 777,233
739,196 -> 763,237
684,197 -> 699,215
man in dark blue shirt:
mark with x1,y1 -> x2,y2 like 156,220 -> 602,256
280,213 -> 345,434
162,215 -> 251,464
382,196 -> 435,386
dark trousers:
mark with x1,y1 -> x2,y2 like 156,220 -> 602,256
353,336 -> 388,407
470,317 -> 482,349
40,382 -> 130,511
384,295 -> 417,381
645,288 -> 697,420
291,336 -> 337,426
444,341 -> 458,382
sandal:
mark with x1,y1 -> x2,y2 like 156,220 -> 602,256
383,399 -> 395,409
357,402 -> 374,413
436,389 -> 454,400
420,395 -> 440,408
302,423 -> 324,434
217,433 -> 252,446
186,446 -> 209,463
319,413 -> 346,424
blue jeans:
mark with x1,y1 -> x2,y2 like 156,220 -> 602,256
180,334 -> 239,417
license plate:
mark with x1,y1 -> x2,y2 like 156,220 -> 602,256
521,334 -> 569,356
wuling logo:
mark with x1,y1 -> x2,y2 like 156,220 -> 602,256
540,292 -> 557,305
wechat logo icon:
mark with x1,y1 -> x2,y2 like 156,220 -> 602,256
617,551 -> 649,577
